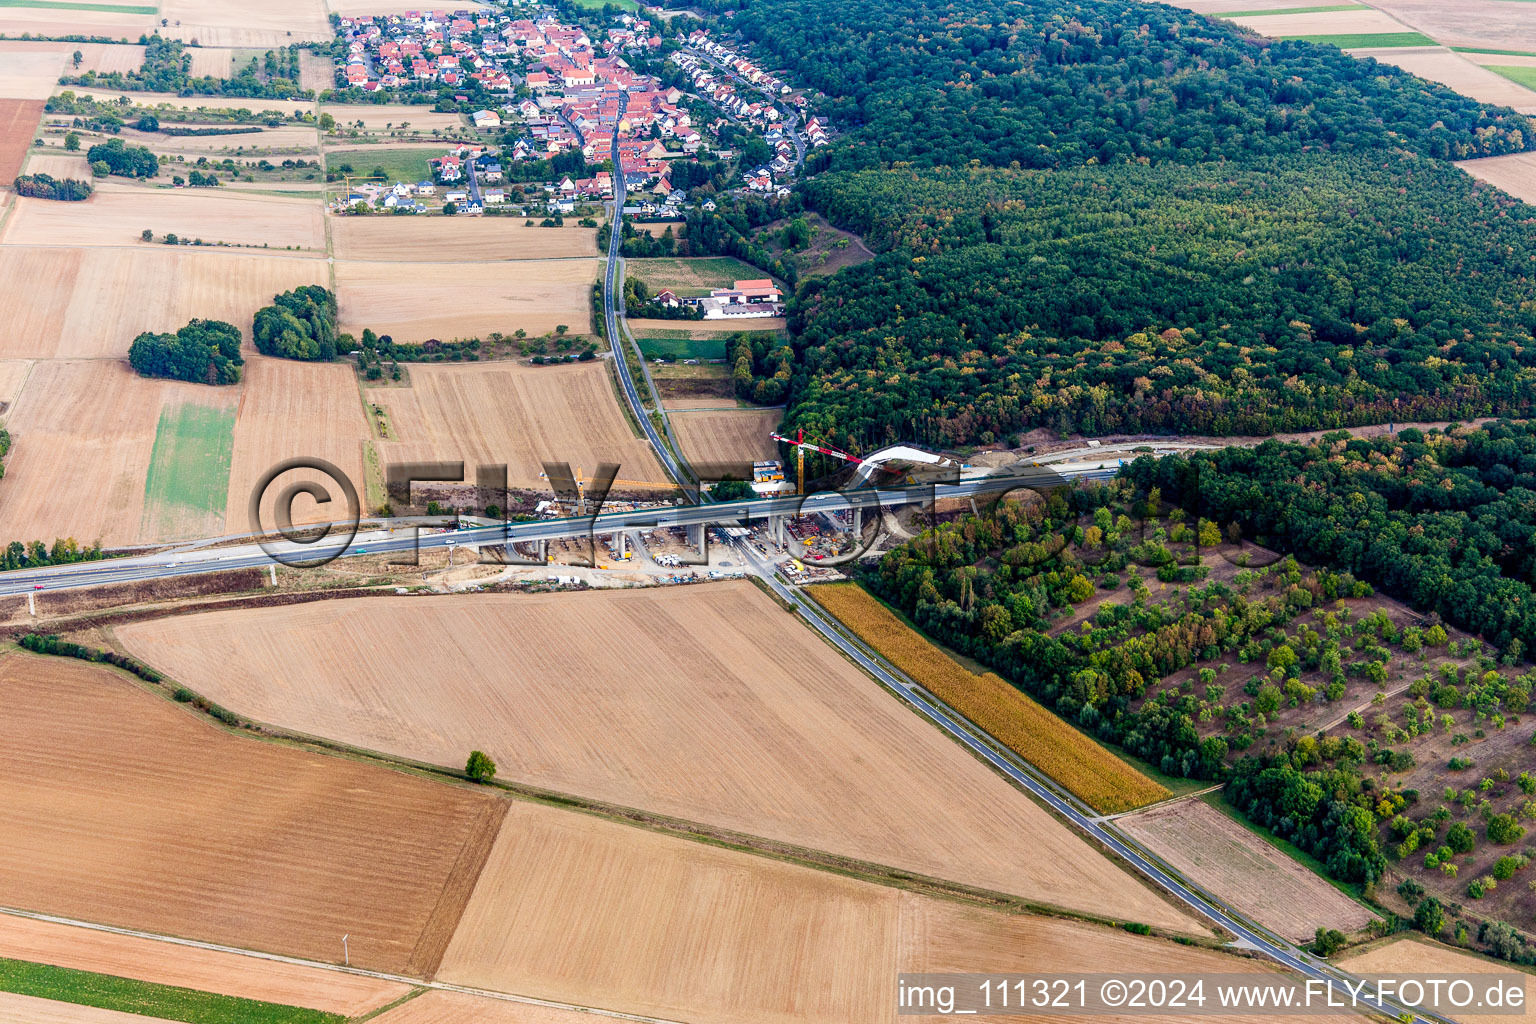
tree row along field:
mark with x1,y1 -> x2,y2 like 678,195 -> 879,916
806,582 -> 1172,813
0,650 -> 506,977
116,582 -> 1203,929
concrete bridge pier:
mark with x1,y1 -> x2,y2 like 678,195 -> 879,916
687,522 -> 705,554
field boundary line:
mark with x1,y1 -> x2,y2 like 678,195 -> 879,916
0,905 -> 692,1024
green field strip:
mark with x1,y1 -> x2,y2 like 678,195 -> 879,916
0,0 -> 157,13
1451,45 -> 1536,56
141,400 -> 236,535
0,957 -> 343,1024
1279,31 -> 1437,48
1213,4 -> 1366,16
637,335 -> 729,360
1485,65 -> 1536,90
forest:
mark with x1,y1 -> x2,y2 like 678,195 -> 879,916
252,287 -> 339,362
85,139 -> 157,178
11,174 -> 91,201
716,0 -> 1536,450
128,319 -> 243,385
773,156 -> 1536,450
734,0 -> 1531,169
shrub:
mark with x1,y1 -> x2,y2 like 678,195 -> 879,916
1486,813 -> 1525,845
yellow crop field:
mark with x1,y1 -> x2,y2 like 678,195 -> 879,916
807,583 -> 1170,813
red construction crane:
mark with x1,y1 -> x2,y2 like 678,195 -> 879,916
770,428 -> 862,495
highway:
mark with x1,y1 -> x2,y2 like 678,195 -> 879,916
0,469 -> 1108,596
602,92 -> 694,489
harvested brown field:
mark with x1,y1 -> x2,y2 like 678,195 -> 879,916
1458,151 -> 1536,204
1117,797 -> 1374,942
440,801 -> 1319,1024
629,316 -> 788,335
1338,938 -> 1532,1024
439,800 -> 898,1024
299,51 -> 334,93
0,247 -> 327,359
225,356 -> 370,533
0,650 -> 506,975
0,992 -> 182,1024
0,914 -> 411,1017
335,259 -> 597,341
0,53 -> 68,99
0,9 -> 153,45
897,895 -> 1340,1024
1357,49 -> 1536,109
1369,0 -> 1536,53
118,584 -> 1202,928
320,103 -> 467,131
1,186 -> 325,251
371,992 -> 600,1024
1177,0 -> 1355,10
331,216 -> 595,260
0,41 -> 143,77
808,583 -> 1170,813
159,0 -> 332,47
22,150 -> 90,179
0,361 -> 237,546
370,361 -> 663,489
0,100 -> 43,181
670,407 -> 781,466
1227,8 -> 1411,35
0,359 -> 30,412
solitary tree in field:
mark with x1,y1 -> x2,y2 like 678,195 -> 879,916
71,49 -> 83,69
466,750 -> 497,783
64,132 -> 80,152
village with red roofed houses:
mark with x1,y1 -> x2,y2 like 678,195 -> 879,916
324,2 -> 831,221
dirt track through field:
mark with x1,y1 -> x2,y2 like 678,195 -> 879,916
0,651 -> 505,976
118,584 -> 1202,930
